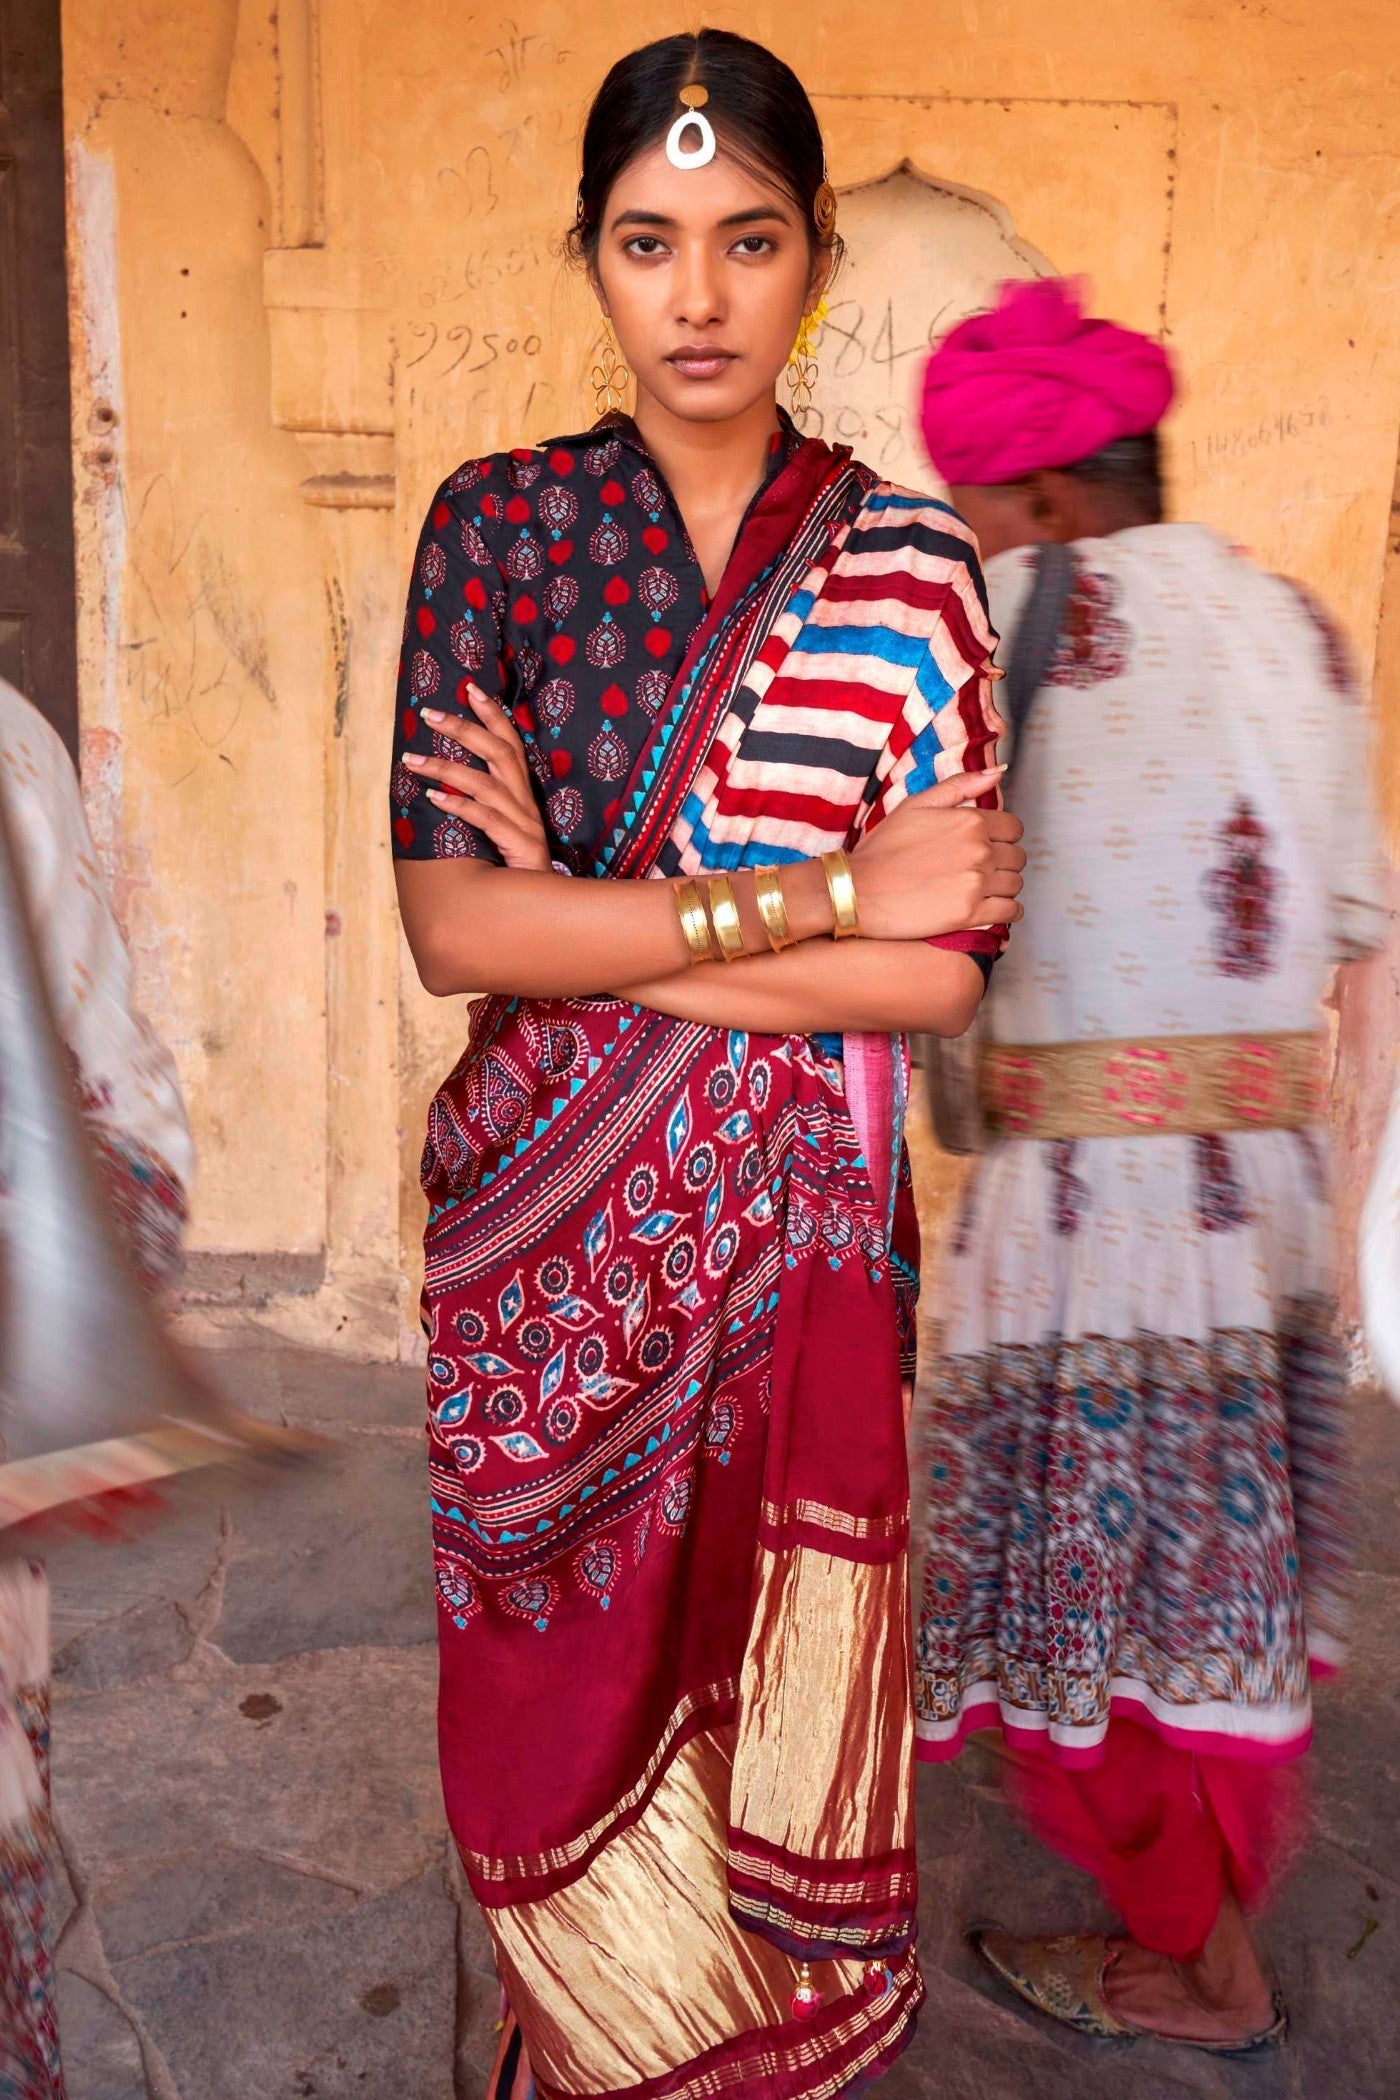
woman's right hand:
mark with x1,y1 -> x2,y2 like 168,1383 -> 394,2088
850,770 -> 1026,941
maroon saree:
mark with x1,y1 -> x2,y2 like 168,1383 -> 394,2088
416,439 -> 1001,2100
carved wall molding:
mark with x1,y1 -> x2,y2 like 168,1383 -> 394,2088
263,2 -> 396,510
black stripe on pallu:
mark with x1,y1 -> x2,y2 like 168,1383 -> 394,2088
843,519 -> 990,616
737,729 -> 877,778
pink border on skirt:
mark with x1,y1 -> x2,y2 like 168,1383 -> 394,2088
917,1687 -> 1319,1772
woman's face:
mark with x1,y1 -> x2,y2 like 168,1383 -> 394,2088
592,140 -> 828,427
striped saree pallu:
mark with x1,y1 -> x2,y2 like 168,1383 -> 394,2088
420,443 -> 999,2100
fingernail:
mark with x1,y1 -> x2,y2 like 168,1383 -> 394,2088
404,753 -> 426,767
423,707 -> 443,723
425,789 -> 446,804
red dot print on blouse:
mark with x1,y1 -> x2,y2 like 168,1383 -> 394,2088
642,525 -> 669,556
393,815 -> 415,848
644,629 -> 672,658
514,595 -> 538,625
548,449 -> 576,476
550,748 -> 573,778
603,576 -> 630,607
505,495 -> 531,525
547,635 -> 577,665
464,576 -> 488,612
601,683 -> 628,717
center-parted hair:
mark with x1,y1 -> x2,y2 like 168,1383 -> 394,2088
568,31 -> 840,268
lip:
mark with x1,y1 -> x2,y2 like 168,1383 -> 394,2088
665,347 -> 739,380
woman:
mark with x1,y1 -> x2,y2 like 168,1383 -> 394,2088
0,676 -> 191,2100
911,279 -> 1390,2053
392,33 -> 1025,2100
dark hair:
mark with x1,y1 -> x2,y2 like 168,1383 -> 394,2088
1062,431 -> 1165,522
567,31 -> 840,269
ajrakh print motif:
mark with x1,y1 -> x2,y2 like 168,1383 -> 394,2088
916,1300 -> 1349,1752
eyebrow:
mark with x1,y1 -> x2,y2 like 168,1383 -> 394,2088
610,205 -> 793,231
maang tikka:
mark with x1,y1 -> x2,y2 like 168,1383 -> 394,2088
666,83 -> 716,170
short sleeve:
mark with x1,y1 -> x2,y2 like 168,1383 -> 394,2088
390,468 -> 509,863
858,525 -> 1009,962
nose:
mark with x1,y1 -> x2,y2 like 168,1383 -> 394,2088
672,238 -> 726,331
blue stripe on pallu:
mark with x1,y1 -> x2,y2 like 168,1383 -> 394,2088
789,623 -> 926,668
862,489 -> 964,522
904,721 -> 945,796
914,648 -> 956,712
681,790 -> 808,871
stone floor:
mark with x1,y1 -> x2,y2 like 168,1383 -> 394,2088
46,1340 -> 1400,2100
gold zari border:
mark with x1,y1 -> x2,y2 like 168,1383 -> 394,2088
465,1676 -> 736,1885
982,1029 -> 1322,1141
760,1496 -> 905,1542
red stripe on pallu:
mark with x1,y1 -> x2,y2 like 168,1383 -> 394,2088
936,588 -> 990,677
700,784 -> 864,833
742,677 -> 907,726
814,571 -> 963,615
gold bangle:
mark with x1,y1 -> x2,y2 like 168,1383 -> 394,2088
822,849 -> 861,939
754,866 -> 795,952
706,873 -> 746,962
675,878 -> 715,966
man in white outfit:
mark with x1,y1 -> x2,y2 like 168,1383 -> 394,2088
912,279 -> 1390,2053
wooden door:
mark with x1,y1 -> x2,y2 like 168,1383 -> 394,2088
0,0 -> 78,755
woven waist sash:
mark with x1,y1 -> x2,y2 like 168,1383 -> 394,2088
981,1029 -> 1324,1140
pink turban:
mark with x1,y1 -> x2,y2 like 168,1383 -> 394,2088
920,277 -> 1176,486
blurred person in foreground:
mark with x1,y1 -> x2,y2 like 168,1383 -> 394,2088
0,678 -> 190,2099
912,278 -> 1390,2052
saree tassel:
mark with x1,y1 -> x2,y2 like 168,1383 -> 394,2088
790,1962 -> 824,2022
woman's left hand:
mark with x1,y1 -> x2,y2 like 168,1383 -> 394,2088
404,685 -> 552,871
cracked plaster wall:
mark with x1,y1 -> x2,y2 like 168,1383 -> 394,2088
56,0 -> 1400,1357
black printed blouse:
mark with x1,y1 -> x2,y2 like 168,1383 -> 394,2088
391,415 -> 803,871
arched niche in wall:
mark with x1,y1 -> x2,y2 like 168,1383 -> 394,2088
805,163 -> 1051,493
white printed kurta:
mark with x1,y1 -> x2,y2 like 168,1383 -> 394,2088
0,679 -> 191,2099
914,524 -> 1390,1768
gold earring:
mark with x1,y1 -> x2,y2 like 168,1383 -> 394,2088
590,318 -> 630,419
785,296 -> 827,424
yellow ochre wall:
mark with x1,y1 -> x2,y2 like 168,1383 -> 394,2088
58,0 -> 1400,1355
